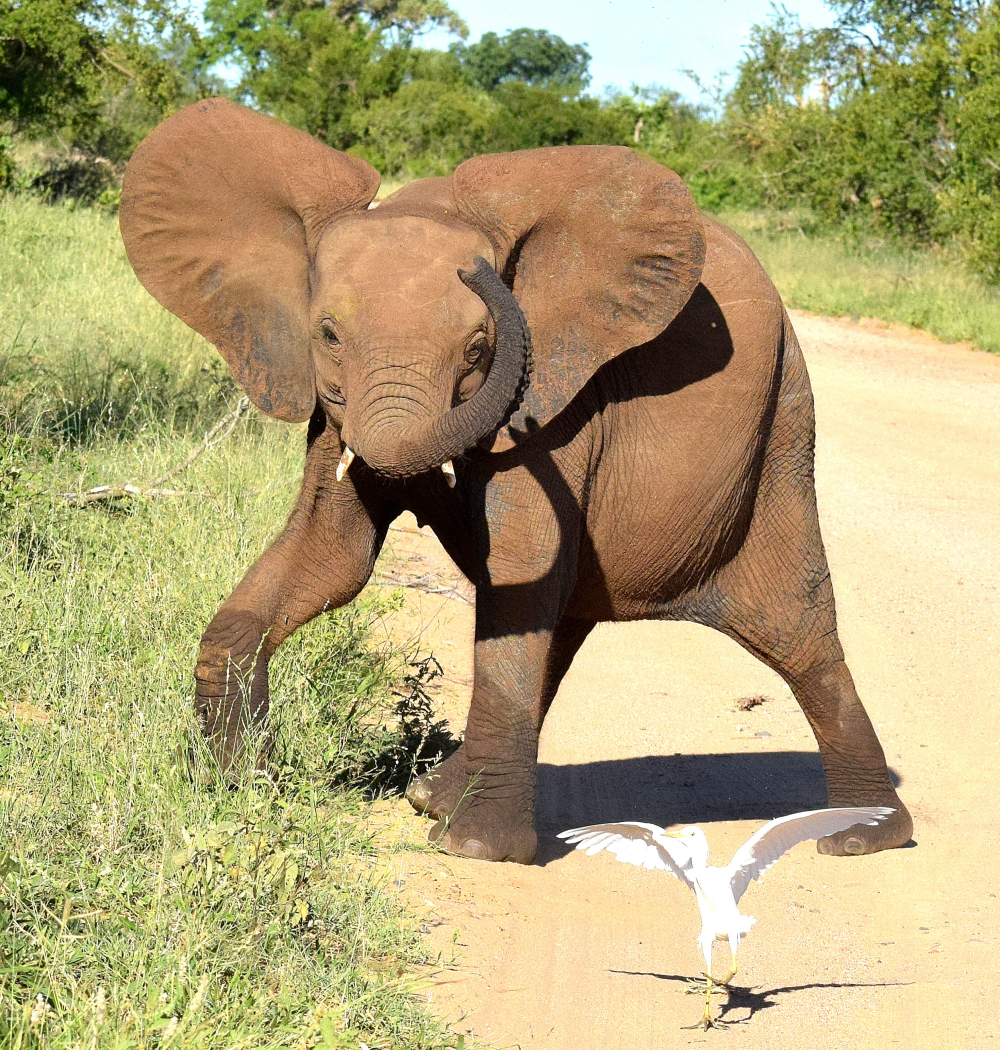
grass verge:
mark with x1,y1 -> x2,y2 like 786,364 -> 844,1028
1,197 -> 458,1048
720,209 -> 1000,353
1,195 -> 237,444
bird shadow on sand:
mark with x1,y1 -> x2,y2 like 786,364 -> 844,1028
532,751 -> 902,866
608,970 -> 914,1026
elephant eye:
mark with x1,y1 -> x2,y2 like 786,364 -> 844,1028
465,337 -> 488,365
319,319 -> 340,347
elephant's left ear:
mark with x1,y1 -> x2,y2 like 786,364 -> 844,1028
454,146 -> 705,436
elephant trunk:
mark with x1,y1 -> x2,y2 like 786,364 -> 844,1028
347,257 -> 531,479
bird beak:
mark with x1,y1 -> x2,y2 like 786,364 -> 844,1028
661,831 -> 683,838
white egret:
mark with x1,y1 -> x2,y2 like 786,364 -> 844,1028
558,806 -> 894,1029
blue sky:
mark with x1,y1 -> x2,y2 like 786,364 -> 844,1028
422,0 -> 835,100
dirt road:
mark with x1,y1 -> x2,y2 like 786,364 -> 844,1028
378,310 -> 1000,1048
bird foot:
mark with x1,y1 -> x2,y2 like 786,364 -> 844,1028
681,1014 -> 730,1031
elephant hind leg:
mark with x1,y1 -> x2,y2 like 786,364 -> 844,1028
692,329 -> 911,855
702,518 -> 913,853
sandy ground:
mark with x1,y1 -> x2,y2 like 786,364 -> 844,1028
374,310 -> 1000,1048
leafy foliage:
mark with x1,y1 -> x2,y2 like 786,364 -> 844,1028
0,0 -> 104,130
1,0 -> 215,201
12,0 -> 1000,281
723,206 -> 1000,351
453,27 -> 591,95
722,1 -> 1000,277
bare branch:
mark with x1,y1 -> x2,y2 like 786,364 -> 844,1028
57,396 -> 251,506
150,396 -> 251,486
60,484 -> 214,506
99,49 -> 136,79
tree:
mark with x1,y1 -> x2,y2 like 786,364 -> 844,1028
727,8 -> 833,115
0,0 -> 200,132
453,28 -> 591,96
323,0 -> 466,36
719,1 -> 987,235
197,0 -> 467,150
0,0 -> 213,198
0,0 -> 105,130
198,0 -> 466,71
352,76 -> 503,175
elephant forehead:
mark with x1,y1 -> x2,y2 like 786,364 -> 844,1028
315,216 -> 495,330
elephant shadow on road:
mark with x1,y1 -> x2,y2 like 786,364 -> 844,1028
534,751 -> 902,865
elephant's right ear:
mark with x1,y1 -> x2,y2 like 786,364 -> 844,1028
120,99 -> 380,422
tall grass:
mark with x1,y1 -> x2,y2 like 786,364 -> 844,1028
721,209 -> 1000,353
1,197 -> 457,1048
0,196 -> 237,443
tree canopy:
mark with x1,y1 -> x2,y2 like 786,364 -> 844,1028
8,0 -> 1000,279
453,28 -> 591,95
0,0 -> 202,131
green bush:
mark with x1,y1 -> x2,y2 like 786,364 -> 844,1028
352,78 -> 502,177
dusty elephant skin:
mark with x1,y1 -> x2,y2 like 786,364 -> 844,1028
120,98 -> 912,864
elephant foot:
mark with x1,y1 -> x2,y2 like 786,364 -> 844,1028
409,751 -> 537,863
428,794 -> 537,864
406,745 -> 469,818
817,794 -> 913,856
178,730 -> 272,788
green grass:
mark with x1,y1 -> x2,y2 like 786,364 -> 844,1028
0,195 -> 238,443
1,196 -> 459,1048
720,208 -> 1000,353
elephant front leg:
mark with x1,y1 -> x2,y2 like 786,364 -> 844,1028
193,420 -> 389,777
195,529 -> 384,775
423,455 -> 581,863
194,606 -> 273,777
430,629 -> 555,864
407,614 -> 594,820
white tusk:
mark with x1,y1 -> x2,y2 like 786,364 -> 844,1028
335,446 -> 355,482
441,460 -> 456,488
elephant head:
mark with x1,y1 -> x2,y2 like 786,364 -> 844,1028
120,99 -> 705,480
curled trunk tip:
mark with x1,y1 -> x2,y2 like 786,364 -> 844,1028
350,256 -> 532,478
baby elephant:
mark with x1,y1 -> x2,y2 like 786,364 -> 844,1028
120,99 -> 912,864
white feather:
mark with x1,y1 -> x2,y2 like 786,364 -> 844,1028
726,806 -> 894,903
557,821 -> 694,885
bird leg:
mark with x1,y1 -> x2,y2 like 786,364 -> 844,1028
683,936 -> 731,1027
685,951 -> 738,994
681,974 -> 729,1031
714,950 -> 739,987
684,974 -> 728,995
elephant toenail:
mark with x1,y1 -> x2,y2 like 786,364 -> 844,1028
458,838 -> 490,860
844,836 -> 866,855
817,837 -> 834,855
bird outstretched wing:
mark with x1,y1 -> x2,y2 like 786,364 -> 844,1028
557,822 -> 695,885
726,807 -> 895,903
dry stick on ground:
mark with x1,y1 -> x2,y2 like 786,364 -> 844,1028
60,396 -> 251,506
376,568 -> 473,604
